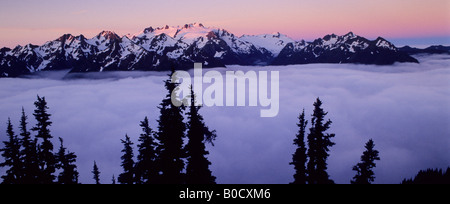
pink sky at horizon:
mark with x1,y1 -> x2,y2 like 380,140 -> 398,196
0,0 -> 449,48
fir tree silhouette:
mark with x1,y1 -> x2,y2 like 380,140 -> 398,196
185,86 -> 217,184
0,118 -> 22,184
112,174 -> 116,184
290,109 -> 308,184
18,108 -> 40,184
118,134 -> 135,184
92,161 -> 101,184
55,137 -> 79,184
307,98 -> 335,184
135,116 -> 158,184
31,95 -> 56,184
351,139 -> 380,184
154,69 -> 186,184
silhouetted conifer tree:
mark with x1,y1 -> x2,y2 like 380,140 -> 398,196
351,139 -> 380,184
118,134 -> 135,184
290,109 -> 308,184
446,167 -> 450,183
185,86 -> 217,184
55,137 -> 79,184
0,118 -> 22,184
112,174 -> 116,184
154,70 -> 186,184
18,108 -> 40,184
135,116 -> 158,184
92,161 -> 101,184
32,95 -> 56,184
402,167 -> 450,184
307,98 -> 335,184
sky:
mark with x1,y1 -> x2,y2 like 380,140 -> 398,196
0,0 -> 449,48
0,54 -> 449,184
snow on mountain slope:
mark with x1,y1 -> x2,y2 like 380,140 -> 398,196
79,31 -> 121,56
133,23 -> 211,47
174,23 -> 212,43
131,24 -> 272,65
273,32 -> 418,65
0,24 -> 419,77
240,32 -> 295,56
133,23 -> 264,56
118,37 -> 146,64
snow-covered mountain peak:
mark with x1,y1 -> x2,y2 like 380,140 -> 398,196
56,34 -> 76,42
271,32 -> 282,38
0,25 -> 419,77
344,32 -> 356,38
375,37 -> 397,51
174,23 -> 216,43
182,23 -> 205,29
23,43 -> 38,49
143,26 -> 155,34
82,31 -> 121,52
135,23 -> 219,44
152,26 -> 179,38
322,33 -> 338,41
135,25 -> 175,40
96,31 -> 120,41
239,32 -> 295,56
314,32 -> 367,50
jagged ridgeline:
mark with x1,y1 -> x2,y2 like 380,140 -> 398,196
0,23 -> 419,77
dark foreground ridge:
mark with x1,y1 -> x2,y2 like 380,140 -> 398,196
0,23 -> 419,77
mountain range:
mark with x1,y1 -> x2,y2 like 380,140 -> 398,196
0,23 -> 423,77
399,45 -> 450,55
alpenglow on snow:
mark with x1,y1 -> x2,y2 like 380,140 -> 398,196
0,23 -> 418,77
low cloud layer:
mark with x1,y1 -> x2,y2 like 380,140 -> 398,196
0,55 -> 449,184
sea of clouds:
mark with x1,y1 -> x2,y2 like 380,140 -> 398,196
0,54 -> 449,184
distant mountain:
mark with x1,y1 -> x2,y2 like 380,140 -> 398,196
272,32 -> 419,65
0,23 -> 419,77
240,32 -> 295,57
399,45 -> 450,55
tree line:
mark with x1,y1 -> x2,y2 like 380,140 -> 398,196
0,70 -> 217,184
289,98 -> 381,184
1,71 -> 448,184
109,71 -> 217,184
402,168 -> 450,184
0,96 -> 78,184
